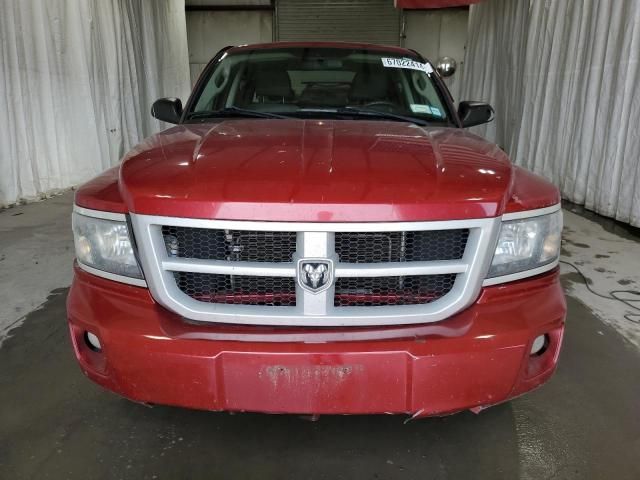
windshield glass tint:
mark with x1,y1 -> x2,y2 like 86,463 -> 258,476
191,47 -> 449,123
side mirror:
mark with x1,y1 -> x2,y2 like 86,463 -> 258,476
151,98 -> 183,124
458,101 -> 494,128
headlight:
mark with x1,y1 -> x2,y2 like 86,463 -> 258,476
72,212 -> 143,279
487,209 -> 562,279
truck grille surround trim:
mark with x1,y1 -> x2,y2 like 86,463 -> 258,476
130,214 -> 501,327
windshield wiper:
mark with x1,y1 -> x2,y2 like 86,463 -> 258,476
337,107 -> 429,126
293,107 -> 430,126
187,106 -> 291,120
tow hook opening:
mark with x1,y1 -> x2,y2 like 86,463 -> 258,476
530,334 -> 549,356
84,331 -> 102,352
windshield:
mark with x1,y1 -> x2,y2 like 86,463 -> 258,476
188,47 -> 450,125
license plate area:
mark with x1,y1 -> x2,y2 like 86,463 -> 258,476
218,352 -> 408,414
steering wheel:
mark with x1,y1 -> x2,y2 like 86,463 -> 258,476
362,101 -> 397,112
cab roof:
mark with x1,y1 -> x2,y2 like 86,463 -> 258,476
227,41 -> 419,57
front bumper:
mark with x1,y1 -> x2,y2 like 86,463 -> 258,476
67,265 -> 565,416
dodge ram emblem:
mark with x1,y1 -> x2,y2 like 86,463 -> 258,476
297,259 -> 334,294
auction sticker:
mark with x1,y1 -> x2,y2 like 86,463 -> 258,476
381,57 -> 434,74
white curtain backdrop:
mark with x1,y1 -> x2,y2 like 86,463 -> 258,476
0,0 -> 191,206
461,0 -> 640,227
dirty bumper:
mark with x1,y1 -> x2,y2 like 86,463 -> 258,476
66,266 -> 565,416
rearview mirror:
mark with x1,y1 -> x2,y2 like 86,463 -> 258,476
458,101 -> 494,128
151,98 -> 183,124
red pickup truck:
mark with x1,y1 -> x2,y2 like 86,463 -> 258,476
67,42 -> 565,417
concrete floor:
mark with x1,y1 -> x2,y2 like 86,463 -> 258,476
1,192 -> 639,479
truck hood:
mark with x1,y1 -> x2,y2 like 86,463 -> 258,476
119,119 -> 513,222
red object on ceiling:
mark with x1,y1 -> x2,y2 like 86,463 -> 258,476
395,0 -> 482,8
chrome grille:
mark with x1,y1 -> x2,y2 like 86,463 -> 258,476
131,215 -> 499,327
335,230 -> 469,263
334,274 -> 456,307
173,272 -> 296,306
161,226 -> 296,262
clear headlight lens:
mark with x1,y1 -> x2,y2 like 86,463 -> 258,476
72,212 -> 143,279
487,210 -> 562,278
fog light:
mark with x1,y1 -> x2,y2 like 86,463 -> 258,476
530,334 -> 548,356
84,331 -> 102,352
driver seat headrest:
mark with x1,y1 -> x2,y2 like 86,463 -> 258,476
254,70 -> 294,100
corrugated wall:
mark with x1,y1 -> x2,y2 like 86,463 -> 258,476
277,0 -> 401,45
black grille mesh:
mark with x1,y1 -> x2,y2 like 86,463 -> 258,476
334,274 -> 456,307
335,230 -> 469,263
174,272 -> 296,306
163,226 -> 464,308
162,226 -> 296,262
